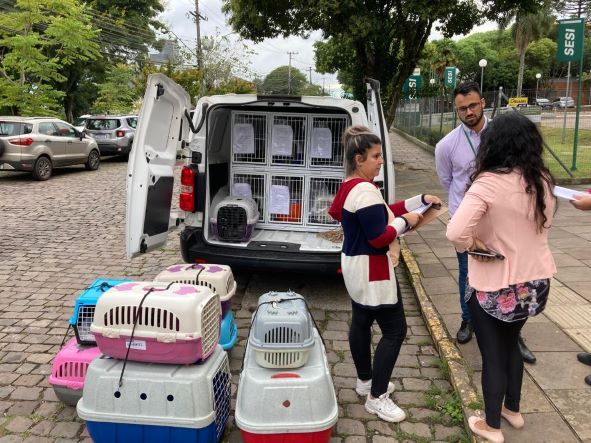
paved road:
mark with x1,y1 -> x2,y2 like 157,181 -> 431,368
0,158 -> 466,442
392,130 -> 591,442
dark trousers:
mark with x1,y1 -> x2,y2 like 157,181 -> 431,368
457,251 -> 470,322
349,290 -> 407,397
468,295 -> 527,428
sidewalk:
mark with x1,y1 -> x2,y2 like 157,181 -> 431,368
390,130 -> 591,443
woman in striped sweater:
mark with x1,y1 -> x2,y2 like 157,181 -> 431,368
329,125 -> 441,422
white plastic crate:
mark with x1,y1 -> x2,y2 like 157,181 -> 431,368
210,196 -> 259,242
154,264 -> 237,317
90,282 -> 221,364
236,329 -> 338,443
249,291 -> 314,369
77,345 -> 231,443
231,172 -> 266,222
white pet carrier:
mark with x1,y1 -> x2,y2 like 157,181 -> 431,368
210,196 -> 259,242
90,281 -> 221,365
154,264 -> 237,316
249,291 -> 315,369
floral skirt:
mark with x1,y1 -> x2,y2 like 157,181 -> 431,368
465,279 -> 550,322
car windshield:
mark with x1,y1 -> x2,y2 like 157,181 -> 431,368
0,121 -> 32,136
86,119 -> 119,130
73,117 -> 87,126
537,99 -> 549,103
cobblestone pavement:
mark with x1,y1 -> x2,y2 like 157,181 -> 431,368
391,130 -> 591,442
0,158 -> 467,442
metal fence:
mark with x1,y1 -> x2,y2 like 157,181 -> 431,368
393,89 -> 591,180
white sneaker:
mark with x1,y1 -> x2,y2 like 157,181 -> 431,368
365,393 -> 406,423
355,378 -> 395,396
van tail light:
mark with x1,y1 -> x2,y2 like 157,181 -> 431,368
116,130 -> 125,137
8,137 -> 34,146
179,165 -> 198,212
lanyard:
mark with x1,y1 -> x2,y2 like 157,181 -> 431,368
462,128 -> 477,156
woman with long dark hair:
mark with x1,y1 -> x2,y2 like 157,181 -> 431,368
447,112 -> 557,443
329,125 -> 441,422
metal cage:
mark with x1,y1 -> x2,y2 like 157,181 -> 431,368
309,115 -> 348,168
232,112 -> 267,164
270,114 -> 307,167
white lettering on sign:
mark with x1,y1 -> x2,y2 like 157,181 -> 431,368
125,340 -> 146,351
565,28 -> 575,56
447,71 -> 453,81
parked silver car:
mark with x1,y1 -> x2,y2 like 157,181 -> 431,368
0,117 -> 100,180
552,97 -> 575,109
84,115 -> 137,158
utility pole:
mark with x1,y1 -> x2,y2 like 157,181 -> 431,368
287,51 -> 298,94
308,67 -> 312,84
189,1 -> 207,70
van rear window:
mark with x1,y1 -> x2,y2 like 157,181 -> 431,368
86,119 -> 119,130
0,122 -> 32,136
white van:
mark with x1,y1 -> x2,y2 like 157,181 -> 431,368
126,74 -> 395,273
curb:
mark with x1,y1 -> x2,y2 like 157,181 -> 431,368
400,238 -> 483,443
390,127 -> 591,185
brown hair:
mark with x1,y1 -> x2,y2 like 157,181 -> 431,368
343,125 -> 381,175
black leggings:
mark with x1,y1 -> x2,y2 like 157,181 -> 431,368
349,292 -> 407,397
468,295 -> 527,429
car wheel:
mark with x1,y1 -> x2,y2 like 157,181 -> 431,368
32,156 -> 52,181
85,149 -> 100,171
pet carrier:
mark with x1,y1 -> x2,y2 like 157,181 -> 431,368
249,291 -> 315,369
90,282 -> 221,364
69,279 -> 132,345
154,263 -> 237,317
77,345 -> 231,443
236,329 -> 338,443
49,337 -> 101,406
210,196 -> 259,242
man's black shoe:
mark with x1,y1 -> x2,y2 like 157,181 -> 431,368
518,335 -> 536,364
577,352 -> 591,366
585,375 -> 591,386
456,320 -> 473,344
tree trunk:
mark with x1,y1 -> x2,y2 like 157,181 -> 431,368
517,49 -> 526,96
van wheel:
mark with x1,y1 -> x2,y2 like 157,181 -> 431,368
32,156 -> 52,181
85,149 -> 100,171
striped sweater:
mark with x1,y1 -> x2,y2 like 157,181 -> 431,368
328,178 -> 424,308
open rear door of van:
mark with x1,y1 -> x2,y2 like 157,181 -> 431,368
366,78 -> 395,203
126,74 -> 191,258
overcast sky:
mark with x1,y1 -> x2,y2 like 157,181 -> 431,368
159,0 -> 497,95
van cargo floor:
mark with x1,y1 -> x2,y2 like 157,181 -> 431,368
207,229 -> 343,252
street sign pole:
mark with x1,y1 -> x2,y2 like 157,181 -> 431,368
561,62 -> 571,145
572,46 -> 584,170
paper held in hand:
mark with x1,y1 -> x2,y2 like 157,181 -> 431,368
401,203 -> 448,235
553,185 -> 587,201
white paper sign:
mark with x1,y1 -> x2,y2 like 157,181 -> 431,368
269,185 -> 290,215
311,127 -> 332,159
232,182 -> 252,198
553,185 -> 587,200
271,124 -> 293,156
233,123 -> 255,154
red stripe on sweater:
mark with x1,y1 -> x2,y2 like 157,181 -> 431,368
369,254 -> 390,281
389,201 -> 407,216
368,225 -> 397,249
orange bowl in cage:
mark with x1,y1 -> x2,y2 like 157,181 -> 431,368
276,202 -> 301,222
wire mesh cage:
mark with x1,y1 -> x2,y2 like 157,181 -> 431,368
268,175 -> 304,224
309,115 -> 348,168
230,172 -> 265,222
249,291 -> 315,369
308,177 -> 341,225
232,112 -> 267,164
270,114 -> 307,166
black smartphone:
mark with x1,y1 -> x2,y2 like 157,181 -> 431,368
466,249 -> 505,260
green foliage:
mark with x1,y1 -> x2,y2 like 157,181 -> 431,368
0,0 -> 100,116
92,64 -> 137,114
425,384 -> 465,426
222,0 -> 540,126
262,66 -> 308,95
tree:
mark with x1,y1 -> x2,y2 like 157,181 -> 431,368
0,0 -> 100,116
554,0 -> 591,19
92,64 -> 137,114
263,66 -> 307,94
222,0 -> 539,126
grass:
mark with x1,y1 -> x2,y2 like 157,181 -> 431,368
540,127 -> 591,179
424,383 -> 465,426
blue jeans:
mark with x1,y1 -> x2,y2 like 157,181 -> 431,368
457,251 -> 471,322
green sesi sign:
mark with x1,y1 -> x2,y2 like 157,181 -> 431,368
557,18 -> 584,62
444,67 -> 456,87
403,75 -> 422,98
